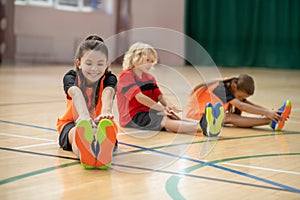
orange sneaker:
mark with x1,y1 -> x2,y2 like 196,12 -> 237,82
75,120 -> 96,169
270,100 -> 292,131
95,119 -> 117,169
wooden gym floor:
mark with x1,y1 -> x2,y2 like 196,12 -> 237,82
0,64 -> 299,199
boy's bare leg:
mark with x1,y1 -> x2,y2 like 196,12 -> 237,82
161,116 -> 200,134
225,113 -> 271,128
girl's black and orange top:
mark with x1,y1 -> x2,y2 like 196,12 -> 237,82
56,69 -> 117,134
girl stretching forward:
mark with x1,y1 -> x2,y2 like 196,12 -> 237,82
57,35 -> 118,169
186,74 -> 291,131
116,42 -> 224,137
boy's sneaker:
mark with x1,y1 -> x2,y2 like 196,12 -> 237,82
75,120 -> 96,169
200,103 -> 213,136
213,102 -> 225,136
200,103 -> 225,137
270,100 -> 292,131
95,119 -> 118,169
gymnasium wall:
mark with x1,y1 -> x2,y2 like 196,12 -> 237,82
14,0 -> 185,65
185,0 -> 300,69
14,4 -> 116,64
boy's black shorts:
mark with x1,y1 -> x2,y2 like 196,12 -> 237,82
126,109 -> 164,130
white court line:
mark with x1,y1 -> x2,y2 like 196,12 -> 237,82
15,141 -> 57,149
0,133 -> 55,142
223,162 -> 300,175
1,130 -> 148,149
0,130 -> 146,145
118,130 -> 149,136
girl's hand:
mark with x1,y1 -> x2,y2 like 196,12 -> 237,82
94,113 -> 114,124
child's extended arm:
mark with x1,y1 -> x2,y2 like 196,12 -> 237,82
230,99 -> 281,122
158,95 -> 182,112
158,94 -> 181,120
68,86 -> 94,124
244,99 -> 265,109
135,92 -> 165,112
95,87 -> 115,122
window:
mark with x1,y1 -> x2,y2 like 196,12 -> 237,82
55,0 -> 103,11
55,0 -> 79,10
15,0 -> 53,6
15,0 -> 105,12
15,0 -> 28,4
83,0 -> 102,9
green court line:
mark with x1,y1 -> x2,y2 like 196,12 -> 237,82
0,147 -> 294,194
1,118 -> 299,157
0,130 -> 297,186
0,162 -> 80,185
113,163 -> 288,193
166,153 -> 300,199
1,118 -> 300,190
0,131 -> 299,186
0,132 -> 293,186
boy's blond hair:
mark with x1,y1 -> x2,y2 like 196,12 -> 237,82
122,42 -> 158,70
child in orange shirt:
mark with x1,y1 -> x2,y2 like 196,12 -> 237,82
57,35 -> 118,169
186,74 -> 291,131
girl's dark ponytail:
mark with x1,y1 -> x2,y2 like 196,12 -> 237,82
85,34 -> 104,43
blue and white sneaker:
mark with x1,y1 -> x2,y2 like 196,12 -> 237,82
200,102 -> 225,137
270,100 -> 292,131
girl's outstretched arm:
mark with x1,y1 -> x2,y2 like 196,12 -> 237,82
230,99 -> 281,122
68,86 -> 94,125
158,94 -> 182,113
95,87 -> 115,122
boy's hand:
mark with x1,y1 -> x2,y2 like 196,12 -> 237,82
166,110 -> 181,120
164,104 -> 182,120
266,110 -> 281,122
165,104 -> 182,113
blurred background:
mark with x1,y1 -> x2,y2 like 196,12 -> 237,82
1,0 -> 299,69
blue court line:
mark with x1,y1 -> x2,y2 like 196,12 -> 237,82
119,141 -> 300,194
114,131 -> 300,156
0,147 -> 292,193
0,119 -> 56,132
1,119 -> 300,193
0,147 -> 79,161
0,100 -> 63,106
113,163 -> 289,192
166,153 -> 300,199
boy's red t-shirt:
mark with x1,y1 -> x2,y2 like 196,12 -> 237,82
116,70 -> 162,127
